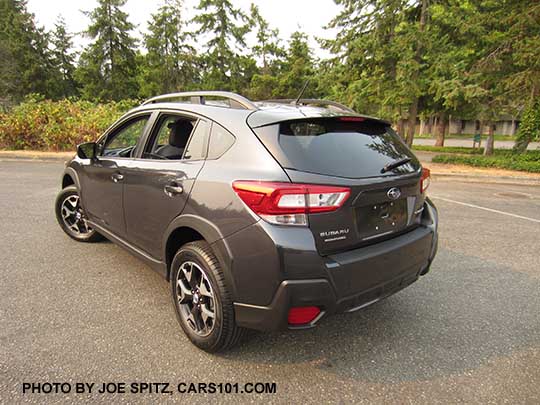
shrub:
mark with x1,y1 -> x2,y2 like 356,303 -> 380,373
432,150 -> 540,173
0,97 -> 139,151
412,145 -> 484,154
514,100 -> 540,153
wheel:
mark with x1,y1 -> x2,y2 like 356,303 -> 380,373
55,186 -> 103,243
170,241 -> 246,352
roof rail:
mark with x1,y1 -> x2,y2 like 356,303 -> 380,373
260,99 -> 355,113
141,91 -> 258,110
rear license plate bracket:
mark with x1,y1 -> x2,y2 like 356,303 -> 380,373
357,199 -> 408,240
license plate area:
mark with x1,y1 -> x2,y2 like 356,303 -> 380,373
357,199 -> 408,240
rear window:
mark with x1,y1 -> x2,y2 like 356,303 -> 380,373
274,119 -> 419,178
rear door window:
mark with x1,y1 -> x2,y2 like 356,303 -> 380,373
276,118 -> 419,178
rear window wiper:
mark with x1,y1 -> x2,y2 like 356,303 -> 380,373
381,157 -> 411,174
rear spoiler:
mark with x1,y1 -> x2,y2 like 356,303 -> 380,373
247,108 -> 391,128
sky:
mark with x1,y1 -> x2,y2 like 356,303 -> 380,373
26,0 -> 341,58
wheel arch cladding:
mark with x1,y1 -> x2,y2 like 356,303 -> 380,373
62,168 -> 80,189
165,226 -> 204,278
163,215 -> 238,300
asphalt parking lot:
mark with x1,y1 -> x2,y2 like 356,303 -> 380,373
1,159 -> 539,404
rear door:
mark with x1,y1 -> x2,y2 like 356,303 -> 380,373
252,117 -> 426,255
122,112 -> 210,259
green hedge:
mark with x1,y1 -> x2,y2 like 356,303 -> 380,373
415,134 -> 516,141
432,150 -> 540,173
0,97 -> 138,151
413,145 -> 485,154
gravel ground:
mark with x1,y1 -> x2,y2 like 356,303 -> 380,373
1,160 -> 539,404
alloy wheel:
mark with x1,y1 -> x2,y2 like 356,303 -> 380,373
60,195 -> 93,236
176,261 -> 216,336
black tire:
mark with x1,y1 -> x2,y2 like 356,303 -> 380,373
55,186 -> 103,243
170,241 -> 246,352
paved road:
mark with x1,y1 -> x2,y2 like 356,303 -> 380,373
413,137 -> 540,150
1,160 -> 539,404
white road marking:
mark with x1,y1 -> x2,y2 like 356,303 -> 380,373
431,196 -> 540,224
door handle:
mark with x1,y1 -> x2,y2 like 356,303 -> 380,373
164,183 -> 183,197
111,173 -> 124,183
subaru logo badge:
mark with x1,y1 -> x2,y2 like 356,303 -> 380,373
387,187 -> 401,200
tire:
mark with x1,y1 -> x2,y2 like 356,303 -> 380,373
170,241 -> 246,352
55,186 -> 103,243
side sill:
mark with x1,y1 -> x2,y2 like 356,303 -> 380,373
89,221 -> 167,278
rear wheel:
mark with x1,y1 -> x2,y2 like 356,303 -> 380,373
55,186 -> 103,242
170,241 -> 246,352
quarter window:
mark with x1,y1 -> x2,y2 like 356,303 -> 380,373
207,123 -> 235,159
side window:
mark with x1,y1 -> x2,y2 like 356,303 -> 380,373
207,123 -> 235,159
184,120 -> 209,160
143,115 -> 196,160
102,115 -> 149,157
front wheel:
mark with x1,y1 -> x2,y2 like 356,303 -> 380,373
55,186 -> 103,243
170,241 -> 246,352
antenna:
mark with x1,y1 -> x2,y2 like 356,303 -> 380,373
293,80 -> 310,106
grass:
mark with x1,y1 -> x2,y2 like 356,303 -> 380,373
412,145 -> 484,154
431,150 -> 540,173
415,133 -> 516,141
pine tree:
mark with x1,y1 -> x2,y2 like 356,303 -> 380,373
276,32 -> 318,99
249,4 -> 283,75
322,0 -> 411,121
50,15 -> 78,99
0,0 -> 55,103
140,0 -> 197,97
76,0 -> 139,101
193,0 -> 249,91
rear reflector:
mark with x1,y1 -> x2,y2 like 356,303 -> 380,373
288,306 -> 321,325
420,168 -> 431,193
232,181 -> 350,226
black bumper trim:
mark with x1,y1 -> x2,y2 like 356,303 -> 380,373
234,279 -> 336,331
234,270 -> 420,331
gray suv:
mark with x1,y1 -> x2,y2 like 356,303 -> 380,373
55,91 -> 438,352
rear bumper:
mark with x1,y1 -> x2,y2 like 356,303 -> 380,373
232,200 -> 438,331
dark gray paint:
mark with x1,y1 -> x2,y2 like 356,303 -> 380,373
61,100 -> 438,330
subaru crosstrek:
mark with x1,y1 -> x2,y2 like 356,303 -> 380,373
55,91 -> 438,352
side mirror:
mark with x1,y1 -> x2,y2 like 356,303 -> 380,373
77,142 -> 97,160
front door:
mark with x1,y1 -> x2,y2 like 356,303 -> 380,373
123,113 -> 210,259
80,114 -> 152,238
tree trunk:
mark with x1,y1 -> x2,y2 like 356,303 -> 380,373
405,102 -> 418,146
397,118 -> 405,139
434,113 -> 447,147
404,0 -> 428,147
484,122 -> 495,155
419,119 -> 425,136
456,119 -> 463,135
427,116 -> 434,136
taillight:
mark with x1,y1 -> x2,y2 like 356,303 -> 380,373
420,168 -> 430,193
288,306 -> 321,325
232,181 -> 350,226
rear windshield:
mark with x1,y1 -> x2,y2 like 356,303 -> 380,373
274,119 -> 419,178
